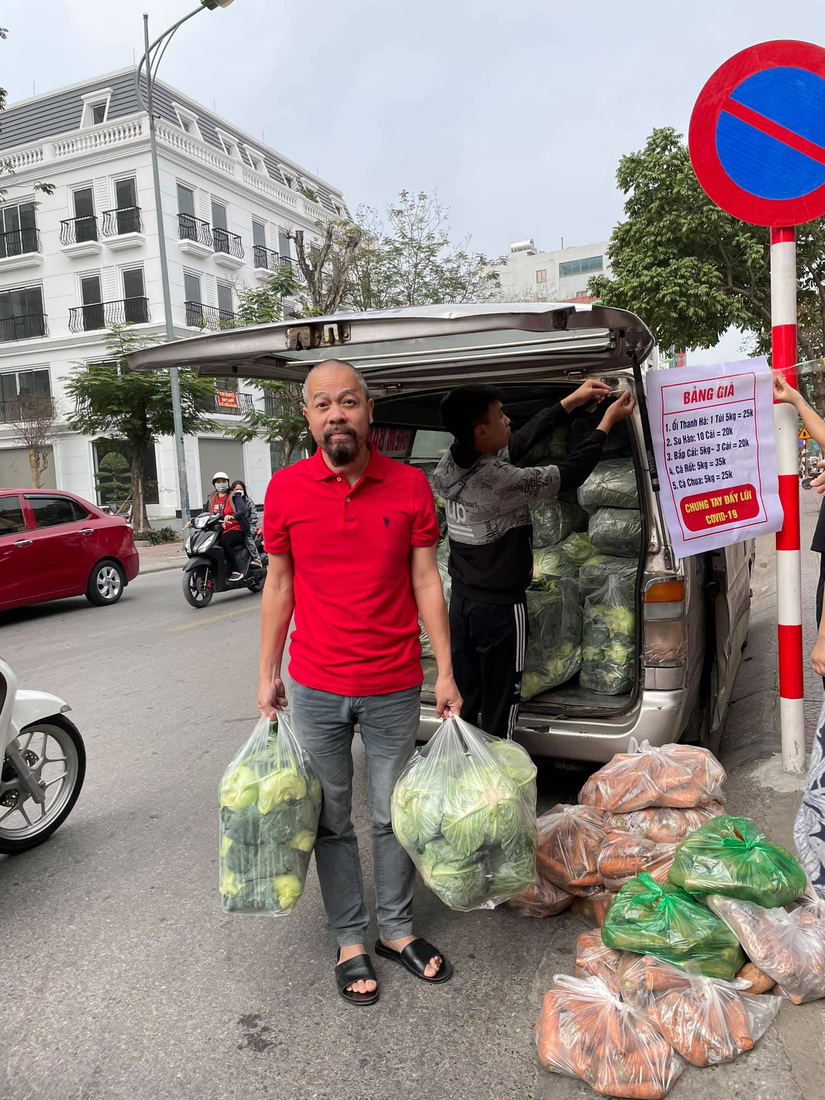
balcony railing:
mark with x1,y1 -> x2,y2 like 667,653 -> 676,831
60,216 -> 98,245
0,227 -> 41,259
178,213 -> 212,247
68,297 -> 150,333
185,301 -> 237,330
213,227 -> 245,259
213,391 -> 253,416
253,245 -> 297,272
0,312 -> 47,341
101,207 -> 143,236
0,393 -> 55,423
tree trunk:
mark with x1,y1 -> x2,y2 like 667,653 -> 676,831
281,436 -> 294,469
28,447 -> 43,489
130,441 -> 150,534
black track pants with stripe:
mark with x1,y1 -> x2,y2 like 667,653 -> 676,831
448,592 -> 528,739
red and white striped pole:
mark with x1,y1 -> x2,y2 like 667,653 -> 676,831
771,225 -> 806,773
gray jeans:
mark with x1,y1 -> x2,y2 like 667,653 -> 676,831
289,680 -> 421,947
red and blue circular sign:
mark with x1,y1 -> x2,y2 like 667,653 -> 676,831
689,40 -> 825,227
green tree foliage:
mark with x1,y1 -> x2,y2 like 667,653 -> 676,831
65,325 -> 215,533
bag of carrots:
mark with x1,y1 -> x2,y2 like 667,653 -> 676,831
602,872 -> 746,979
604,803 -> 725,844
535,804 -> 605,895
614,954 -> 781,1066
571,889 -> 618,928
668,815 -> 807,907
598,835 -> 678,892
575,928 -> 624,986
534,974 -> 685,1098
578,740 -> 726,813
506,875 -> 575,918
707,892 -> 825,1004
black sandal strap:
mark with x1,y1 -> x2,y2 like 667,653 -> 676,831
400,938 -> 442,975
335,953 -> 376,991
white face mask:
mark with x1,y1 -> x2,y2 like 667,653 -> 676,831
214,481 -> 229,492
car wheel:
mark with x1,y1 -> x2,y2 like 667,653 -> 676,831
85,559 -> 125,606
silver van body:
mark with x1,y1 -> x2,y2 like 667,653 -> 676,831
127,303 -> 752,762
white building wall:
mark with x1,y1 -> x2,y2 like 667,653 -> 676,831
499,240 -> 610,301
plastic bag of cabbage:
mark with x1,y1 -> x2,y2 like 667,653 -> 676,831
219,712 -> 321,916
581,575 -> 635,695
533,546 -> 580,584
421,542 -> 452,658
578,458 -> 638,513
391,716 -> 538,911
522,581 -> 582,701
530,499 -> 588,549
579,554 -> 638,603
588,507 -> 642,557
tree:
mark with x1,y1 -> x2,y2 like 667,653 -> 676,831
65,324 -> 216,533
228,270 -> 312,469
94,450 -> 131,509
5,392 -> 58,487
292,221 -> 363,315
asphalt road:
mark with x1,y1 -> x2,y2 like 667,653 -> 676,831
0,568 -> 813,1100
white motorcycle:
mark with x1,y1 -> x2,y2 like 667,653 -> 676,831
0,657 -> 85,854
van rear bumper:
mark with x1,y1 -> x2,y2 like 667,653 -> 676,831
416,688 -> 692,765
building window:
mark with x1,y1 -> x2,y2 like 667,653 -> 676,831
558,255 -> 604,279
92,103 -> 107,125
246,147 -> 267,175
184,272 -> 202,305
283,173 -> 294,189
72,187 -> 98,242
80,89 -> 112,128
173,104 -> 201,140
217,131 -> 240,160
536,269 -> 547,284
177,184 -> 196,218
278,229 -> 291,259
211,200 -> 228,231
0,202 -> 37,257
0,286 -> 46,341
0,368 -> 51,420
217,282 -> 233,317
252,220 -> 267,249
122,268 -> 148,323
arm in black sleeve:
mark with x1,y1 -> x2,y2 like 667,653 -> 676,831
507,402 -> 570,466
556,429 -> 607,493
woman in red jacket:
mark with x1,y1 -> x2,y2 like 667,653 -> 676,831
205,471 -> 246,582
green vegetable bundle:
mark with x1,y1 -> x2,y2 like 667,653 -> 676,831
602,872 -> 746,979
522,581 -> 582,701
580,575 -> 635,695
219,712 -> 321,916
391,716 -> 537,911
588,508 -> 642,557
578,459 -> 639,513
517,425 -> 570,466
530,499 -> 589,550
668,815 -> 807,907
533,546 -> 580,585
558,531 -> 593,567
420,543 -> 452,659
579,555 -> 638,603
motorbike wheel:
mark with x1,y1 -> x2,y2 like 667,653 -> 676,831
247,575 -> 265,593
0,716 -> 86,854
183,566 -> 214,608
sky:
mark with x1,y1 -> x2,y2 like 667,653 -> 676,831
2,0 -> 824,362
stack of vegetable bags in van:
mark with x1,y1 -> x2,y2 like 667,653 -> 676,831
578,458 -> 641,695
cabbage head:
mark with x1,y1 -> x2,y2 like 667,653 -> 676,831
220,868 -> 243,896
220,764 -> 259,811
486,740 -> 537,810
273,873 -> 304,912
442,768 -> 522,856
289,828 -> 315,852
419,843 -> 487,909
221,804 -> 262,847
308,777 -> 323,807
559,531 -> 593,567
391,782 -> 444,851
521,672 -> 544,702
257,768 -> 307,814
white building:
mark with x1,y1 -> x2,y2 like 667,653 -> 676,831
0,68 -> 348,517
498,239 -> 610,302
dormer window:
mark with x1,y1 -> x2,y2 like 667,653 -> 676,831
173,103 -> 202,141
80,88 -> 112,128
216,130 -> 242,161
245,146 -> 268,176
92,103 -> 107,125
283,173 -> 294,189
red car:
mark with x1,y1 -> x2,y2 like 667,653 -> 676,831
0,489 -> 140,612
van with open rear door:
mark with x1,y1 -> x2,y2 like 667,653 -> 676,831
126,304 -> 752,762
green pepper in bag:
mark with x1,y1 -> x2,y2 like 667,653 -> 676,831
668,815 -> 807,907
602,872 -> 746,979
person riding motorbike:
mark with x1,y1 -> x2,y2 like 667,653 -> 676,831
230,479 -> 262,569
204,472 -> 247,582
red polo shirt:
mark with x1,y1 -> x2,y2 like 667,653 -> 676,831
263,444 -> 441,696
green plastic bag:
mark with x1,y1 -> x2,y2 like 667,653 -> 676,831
668,815 -> 807,907
602,872 -> 746,979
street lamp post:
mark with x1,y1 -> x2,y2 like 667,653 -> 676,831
137,2 -> 236,525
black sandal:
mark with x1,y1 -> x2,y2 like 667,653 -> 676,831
335,951 -> 379,1006
374,937 -> 452,984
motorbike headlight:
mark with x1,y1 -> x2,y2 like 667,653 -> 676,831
201,533 -> 217,550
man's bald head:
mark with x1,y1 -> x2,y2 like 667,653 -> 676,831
302,360 -> 370,406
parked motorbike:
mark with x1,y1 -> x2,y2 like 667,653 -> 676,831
0,657 -> 86,855
182,512 -> 268,608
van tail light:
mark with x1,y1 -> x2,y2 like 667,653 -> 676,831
643,576 -> 686,666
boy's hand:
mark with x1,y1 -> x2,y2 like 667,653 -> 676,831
435,674 -> 462,719
561,379 -> 612,411
599,391 -> 636,431
773,373 -> 803,407
257,676 -> 287,717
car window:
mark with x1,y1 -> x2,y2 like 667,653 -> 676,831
0,495 -> 25,535
410,429 -> 451,461
27,495 -> 88,529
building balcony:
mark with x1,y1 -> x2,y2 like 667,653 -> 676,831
68,297 -> 150,333
185,301 -> 237,330
101,207 -> 145,250
213,227 -> 245,270
177,213 -> 213,258
252,246 -> 299,280
210,390 -> 254,416
60,216 -> 102,258
0,393 -> 56,424
0,312 -> 48,342
0,228 -> 43,273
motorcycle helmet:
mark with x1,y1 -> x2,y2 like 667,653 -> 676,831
212,471 -> 230,487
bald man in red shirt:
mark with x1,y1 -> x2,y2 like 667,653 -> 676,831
258,360 -> 461,1006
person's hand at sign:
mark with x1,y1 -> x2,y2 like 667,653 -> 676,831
598,390 -> 636,432
775,373 -> 825,454
560,379 -> 612,411
773,373 -> 804,407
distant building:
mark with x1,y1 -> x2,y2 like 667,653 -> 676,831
498,239 -> 610,303
0,68 -> 348,515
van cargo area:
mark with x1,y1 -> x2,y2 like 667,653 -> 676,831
373,380 -> 646,720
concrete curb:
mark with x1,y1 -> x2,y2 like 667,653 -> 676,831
138,559 -> 184,576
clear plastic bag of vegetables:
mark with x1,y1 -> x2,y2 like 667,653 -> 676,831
598,835 -> 678,892
588,507 -> 643,557
669,815 -> 807,907
391,715 -> 537,911
530,499 -> 585,548
578,458 -> 639,513
420,546 -> 452,658
579,739 -> 727,812
580,575 -> 635,695
532,546 -> 579,585
518,424 -> 570,466
558,531 -> 593,567
522,581 -> 582,701
602,872 -> 746,980
535,804 -> 605,895
534,974 -> 685,1099
219,712 -> 322,916
604,803 -> 725,844
579,554 -> 639,602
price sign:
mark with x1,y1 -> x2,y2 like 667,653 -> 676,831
646,358 -> 783,558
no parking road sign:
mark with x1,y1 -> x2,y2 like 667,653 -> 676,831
689,40 -> 825,227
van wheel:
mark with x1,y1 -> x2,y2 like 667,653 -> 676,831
85,560 -> 125,606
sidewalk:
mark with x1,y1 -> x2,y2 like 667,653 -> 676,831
136,540 -> 186,575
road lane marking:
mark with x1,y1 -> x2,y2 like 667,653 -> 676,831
169,604 -> 260,631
